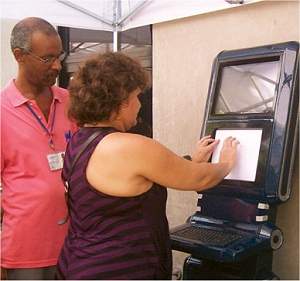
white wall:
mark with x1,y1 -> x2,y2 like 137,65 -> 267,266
1,19 -> 18,88
153,1 -> 299,279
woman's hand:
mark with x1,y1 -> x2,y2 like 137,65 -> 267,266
219,136 -> 239,171
191,135 -> 219,163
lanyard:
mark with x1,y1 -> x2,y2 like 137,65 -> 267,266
25,101 -> 57,150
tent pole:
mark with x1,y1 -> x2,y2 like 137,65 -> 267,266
113,26 -> 122,52
113,0 -> 121,52
113,29 -> 118,52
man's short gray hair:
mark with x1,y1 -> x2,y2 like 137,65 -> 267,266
10,17 -> 58,52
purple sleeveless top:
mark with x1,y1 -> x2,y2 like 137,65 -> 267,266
57,127 -> 172,280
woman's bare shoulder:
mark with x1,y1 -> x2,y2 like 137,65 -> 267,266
98,132 -> 158,153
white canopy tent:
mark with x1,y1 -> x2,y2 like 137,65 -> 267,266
1,0 -> 263,51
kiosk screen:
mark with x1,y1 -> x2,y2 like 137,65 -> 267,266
213,59 -> 281,115
211,129 -> 263,182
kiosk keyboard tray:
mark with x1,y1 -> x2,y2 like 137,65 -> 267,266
172,226 -> 243,247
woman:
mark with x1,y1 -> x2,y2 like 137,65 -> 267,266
57,52 -> 238,280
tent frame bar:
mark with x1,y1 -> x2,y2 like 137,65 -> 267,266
57,0 -> 113,27
57,0 -> 150,52
117,0 -> 149,26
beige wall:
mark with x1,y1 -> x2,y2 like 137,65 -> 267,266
1,1 -> 298,279
153,1 -> 299,279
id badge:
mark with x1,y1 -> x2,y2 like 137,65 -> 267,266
47,152 -> 65,171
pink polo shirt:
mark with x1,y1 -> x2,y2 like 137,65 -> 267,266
1,80 -> 75,268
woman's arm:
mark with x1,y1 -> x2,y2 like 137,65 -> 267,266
86,132 -> 238,196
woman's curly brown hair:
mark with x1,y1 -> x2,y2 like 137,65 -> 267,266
68,52 -> 148,127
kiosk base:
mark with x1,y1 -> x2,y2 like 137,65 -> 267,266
183,252 -> 279,280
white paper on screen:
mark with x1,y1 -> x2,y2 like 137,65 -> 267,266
211,129 -> 263,182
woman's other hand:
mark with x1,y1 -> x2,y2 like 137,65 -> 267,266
219,136 -> 239,172
191,135 -> 219,163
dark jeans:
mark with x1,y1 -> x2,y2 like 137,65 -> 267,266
6,266 -> 56,280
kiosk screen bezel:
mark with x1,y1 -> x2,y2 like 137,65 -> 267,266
205,120 -> 272,190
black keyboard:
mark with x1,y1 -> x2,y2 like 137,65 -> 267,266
172,227 -> 243,247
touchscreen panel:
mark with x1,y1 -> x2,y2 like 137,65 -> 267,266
213,59 -> 280,114
211,129 -> 263,182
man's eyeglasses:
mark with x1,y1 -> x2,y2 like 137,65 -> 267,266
26,50 -> 67,64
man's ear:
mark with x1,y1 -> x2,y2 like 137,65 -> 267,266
13,48 -> 26,63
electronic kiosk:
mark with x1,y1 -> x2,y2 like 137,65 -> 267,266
170,41 -> 299,279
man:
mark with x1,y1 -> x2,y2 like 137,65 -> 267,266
1,17 -> 75,280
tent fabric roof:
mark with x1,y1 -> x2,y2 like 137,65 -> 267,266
1,0 -> 263,31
